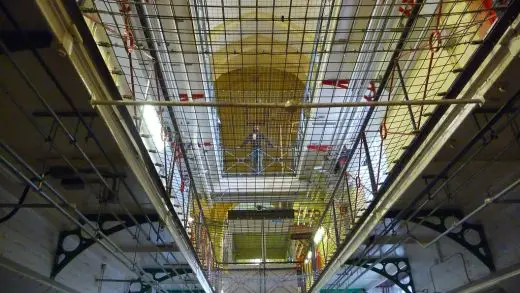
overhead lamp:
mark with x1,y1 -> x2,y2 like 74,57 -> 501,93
313,226 -> 325,244
188,216 -> 194,223
142,105 -> 164,151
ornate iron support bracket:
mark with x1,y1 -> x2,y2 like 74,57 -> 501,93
344,257 -> 415,293
51,214 -> 159,278
386,209 -> 495,271
130,267 -> 195,293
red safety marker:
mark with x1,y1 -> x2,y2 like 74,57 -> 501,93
307,144 -> 332,152
179,93 -> 189,102
118,0 -> 135,54
380,119 -> 388,140
198,141 -> 213,148
482,0 -> 498,24
398,0 -> 415,17
179,93 -> 205,101
180,178 -> 185,193
191,93 -> 205,100
363,81 -> 376,101
321,79 -> 350,89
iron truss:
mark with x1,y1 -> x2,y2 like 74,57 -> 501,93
343,257 -> 415,293
51,214 -> 160,278
385,209 -> 495,272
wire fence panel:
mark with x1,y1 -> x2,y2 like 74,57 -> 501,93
78,0 -> 514,291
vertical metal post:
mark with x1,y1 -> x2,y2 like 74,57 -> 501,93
311,241 -> 317,282
331,200 -> 340,246
361,133 -> 378,194
395,61 -> 418,131
261,218 -> 266,293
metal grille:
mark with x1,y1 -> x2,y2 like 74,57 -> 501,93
81,0 -> 511,291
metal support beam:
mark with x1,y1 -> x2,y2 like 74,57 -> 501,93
331,200 -> 340,245
227,209 -> 295,220
395,61 -> 418,131
361,132 -> 378,194
365,235 -> 436,245
494,199 -> 520,204
0,30 -> 53,52
0,203 -> 68,208
91,98 -> 483,108
32,111 -> 98,118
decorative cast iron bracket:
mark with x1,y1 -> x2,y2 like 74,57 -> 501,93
385,209 -> 495,271
344,257 -> 415,293
51,213 -> 159,278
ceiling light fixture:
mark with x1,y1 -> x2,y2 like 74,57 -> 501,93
142,105 -> 164,152
313,226 -> 325,244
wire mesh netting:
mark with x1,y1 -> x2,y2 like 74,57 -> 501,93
79,0 -> 511,290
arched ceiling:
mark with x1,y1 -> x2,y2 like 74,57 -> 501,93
209,9 -> 317,81
205,0 -> 324,75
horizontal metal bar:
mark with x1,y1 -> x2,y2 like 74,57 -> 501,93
119,244 -> 179,253
219,261 -> 301,265
95,278 -> 199,284
91,99 -> 483,108
95,278 -> 137,283
0,203 -> 68,208
32,111 -> 98,117
221,266 -> 300,271
227,209 -> 295,220
494,199 -> 520,204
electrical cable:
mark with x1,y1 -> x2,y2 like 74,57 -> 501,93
0,185 -> 30,224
